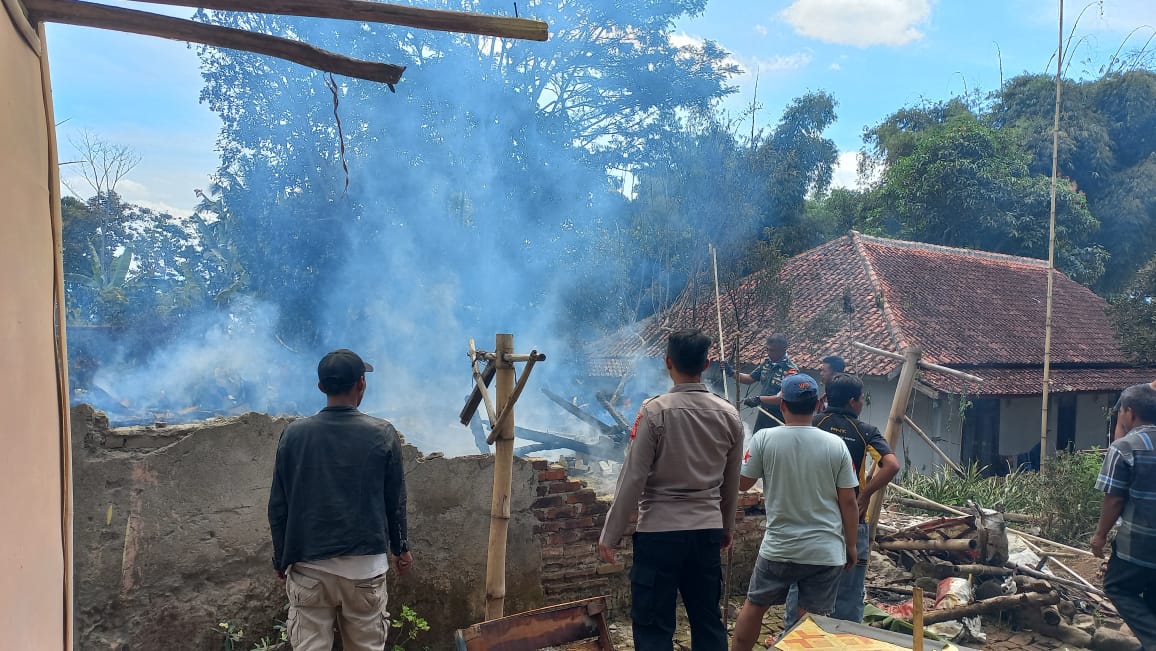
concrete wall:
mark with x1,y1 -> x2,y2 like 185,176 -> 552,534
72,405 -> 767,650
997,392 -> 1114,457
0,13 -> 68,649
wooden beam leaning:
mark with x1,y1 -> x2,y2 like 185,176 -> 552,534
866,347 -> 922,542
853,341 -> 985,385
23,0 -> 406,84
129,0 -> 548,41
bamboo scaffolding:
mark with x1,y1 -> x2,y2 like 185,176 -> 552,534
852,342 -> 984,385
710,244 -> 728,400
484,334 -> 515,620
487,350 -> 544,444
129,0 -> 549,41
23,0 -> 406,84
1041,0 -> 1064,471
866,347 -> 921,540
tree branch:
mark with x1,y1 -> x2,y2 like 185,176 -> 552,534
25,0 -> 407,85
129,0 -> 548,42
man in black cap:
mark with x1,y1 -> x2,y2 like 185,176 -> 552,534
268,349 -> 412,651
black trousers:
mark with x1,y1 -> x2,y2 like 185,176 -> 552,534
1104,548 -> 1156,651
630,529 -> 726,651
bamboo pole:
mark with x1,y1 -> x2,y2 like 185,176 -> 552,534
484,333 -> 515,620
867,347 -> 921,541
41,25 -> 74,649
877,538 -> 978,552
853,342 -> 984,385
487,351 -> 543,444
1041,0 -> 1064,471
912,587 -> 924,651
129,0 -> 549,41
23,0 -> 406,84
903,415 -> 965,477
1006,562 -> 1106,598
757,405 -> 786,427
710,244 -> 728,400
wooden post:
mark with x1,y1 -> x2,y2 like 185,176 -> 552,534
912,586 -> 924,651
866,347 -> 921,543
484,333 -> 515,620
903,415 -> 965,477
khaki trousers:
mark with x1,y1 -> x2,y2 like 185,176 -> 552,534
286,565 -> 390,651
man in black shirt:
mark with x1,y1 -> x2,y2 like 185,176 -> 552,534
783,373 -> 899,629
269,349 -> 413,651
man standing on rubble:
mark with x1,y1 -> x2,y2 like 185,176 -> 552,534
599,329 -> 744,651
268,349 -> 413,651
731,373 -> 859,651
783,373 -> 900,629
1092,383 -> 1156,651
724,333 -> 798,429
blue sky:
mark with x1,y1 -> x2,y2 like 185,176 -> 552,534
46,0 -> 1156,215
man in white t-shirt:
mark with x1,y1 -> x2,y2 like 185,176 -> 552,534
730,373 -> 859,651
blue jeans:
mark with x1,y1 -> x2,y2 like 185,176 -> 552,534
784,522 -> 870,630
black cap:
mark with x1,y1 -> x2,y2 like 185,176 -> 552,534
317,349 -> 374,390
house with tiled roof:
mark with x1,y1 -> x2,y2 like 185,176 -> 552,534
593,231 -> 1154,472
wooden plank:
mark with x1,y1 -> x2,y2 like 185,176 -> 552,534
460,597 -> 608,651
24,0 -> 405,84
131,0 -> 548,41
866,347 -> 921,540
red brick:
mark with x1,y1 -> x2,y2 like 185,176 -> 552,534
530,458 -> 549,470
565,491 -> 597,505
534,521 -> 563,534
562,543 -> 596,557
560,516 -> 596,530
579,529 -> 604,542
532,495 -> 564,509
547,530 -> 581,545
548,480 -> 583,494
577,502 -> 608,516
537,469 -> 566,482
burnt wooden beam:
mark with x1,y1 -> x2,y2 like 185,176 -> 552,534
24,0 -> 405,85
130,0 -> 548,42
541,387 -> 619,437
459,358 -> 496,426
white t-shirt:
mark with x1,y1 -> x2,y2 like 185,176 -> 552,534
296,553 -> 391,580
741,425 -> 858,566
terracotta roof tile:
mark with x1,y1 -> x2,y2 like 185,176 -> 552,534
592,232 -> 1152,395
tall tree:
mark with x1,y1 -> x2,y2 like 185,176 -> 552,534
194,1 -> 738,346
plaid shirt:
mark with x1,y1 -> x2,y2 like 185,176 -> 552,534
1095,425 -> 1156,568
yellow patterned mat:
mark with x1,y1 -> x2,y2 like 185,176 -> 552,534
774,617 -> 963,651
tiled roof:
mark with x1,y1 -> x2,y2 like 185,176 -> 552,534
591,232 -> 1152,396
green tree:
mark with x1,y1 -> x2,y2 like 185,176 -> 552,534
1108,253 -> 1156,364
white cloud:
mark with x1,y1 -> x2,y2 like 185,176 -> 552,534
668,32 -> 704,50
829,62 -> 842,71
741,52 -> 814,74
781,0 -> 932,47
754,24 -> 769,36
830,151 -> 879,190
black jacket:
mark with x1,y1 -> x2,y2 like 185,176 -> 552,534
268,405 -> 408,571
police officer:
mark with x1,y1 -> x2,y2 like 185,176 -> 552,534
725,333 -> 799,431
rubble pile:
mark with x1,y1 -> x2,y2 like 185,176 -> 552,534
866,502 -> 1143,651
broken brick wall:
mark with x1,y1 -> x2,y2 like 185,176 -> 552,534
531,461 -> 767,610
71,406 -> 766,650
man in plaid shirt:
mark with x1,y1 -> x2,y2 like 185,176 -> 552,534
1092,383 -> 1156,650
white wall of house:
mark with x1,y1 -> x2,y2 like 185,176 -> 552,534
733,370 -> 1116,473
